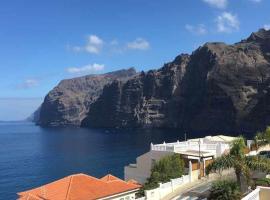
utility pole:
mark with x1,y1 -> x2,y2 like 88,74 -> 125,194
198,139 -> 201,179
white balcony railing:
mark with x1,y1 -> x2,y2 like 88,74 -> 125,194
151,141 -> 218,152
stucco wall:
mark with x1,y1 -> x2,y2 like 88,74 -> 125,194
103,191 -> 137,200
124,150 -> 173,184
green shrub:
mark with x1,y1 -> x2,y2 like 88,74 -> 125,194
208,179 -> 241,200
255,178 -> 270,187
143,154 -> 184,190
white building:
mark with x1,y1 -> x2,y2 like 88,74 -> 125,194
125,135 -> 237,184
242,186 -> 270,200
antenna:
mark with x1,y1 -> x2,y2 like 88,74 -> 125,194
185,132 -> 187,141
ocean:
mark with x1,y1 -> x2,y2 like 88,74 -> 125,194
0,122 -> 198,199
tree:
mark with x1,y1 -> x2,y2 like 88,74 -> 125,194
254,126 -> 270,150
206,136 -> 270,193
208,179 -> 241,200
143,154 -> 184,190
264,126 -> 270,144
254,131 -> 264,151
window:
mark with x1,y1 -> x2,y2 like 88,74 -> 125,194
125,196 -> 130,200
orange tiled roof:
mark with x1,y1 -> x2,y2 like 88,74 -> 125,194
17,173 -> 141,200
100,174 -> 122,182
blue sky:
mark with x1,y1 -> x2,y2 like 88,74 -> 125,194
0,0 -> 270,120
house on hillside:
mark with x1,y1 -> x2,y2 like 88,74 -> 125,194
125,135 -> 238,184
18,173 -> 141,200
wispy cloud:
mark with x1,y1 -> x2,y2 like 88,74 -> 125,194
202,0 -> 227,9
127,38 -> 150,50
71,35 -> 104,54
216,12 -> 240,33
69,36 -> 150,54
249,0 -> 262,3
66,63 -> 105,74
17,79 -> 39,89
110,39 -> 119,46
185,24 -> 207,35
264,24 -> 270,30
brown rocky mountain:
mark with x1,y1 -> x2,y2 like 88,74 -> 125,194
37,68 -> 136,126
38,29 -> 270,133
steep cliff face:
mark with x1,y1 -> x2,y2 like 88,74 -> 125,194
81,54 -> 190,128
39,29 -> 270,133
82,29 -> 270,132
175,38 -> 270,132
37,68 -> 136,126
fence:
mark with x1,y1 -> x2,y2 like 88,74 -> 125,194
151,141 -> 218,153
142,175 -> 190,200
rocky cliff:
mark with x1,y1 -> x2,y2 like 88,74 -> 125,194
81,54 -> 190,128
37,68 -> 136,126
39,29 -> 270,133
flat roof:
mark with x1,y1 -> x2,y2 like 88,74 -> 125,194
188,135 -> 237,143
177,150 -> 214,157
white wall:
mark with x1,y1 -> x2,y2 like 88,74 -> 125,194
144,175 -> 190,200
241,188 -> 260,200
125,151 -> 173,184
103,191 -> 137,200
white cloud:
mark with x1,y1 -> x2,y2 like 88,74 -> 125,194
85,35 -> 103,54
264,24 -> 270,30
70,35 -> 104,54
127,38 -> 150,50
216,12 -> 240,33
185,24 -> 207,35
66,63 -> 105,74
202,0 -> 227,9
69,36 -> 150,54
17,79 -> 39,89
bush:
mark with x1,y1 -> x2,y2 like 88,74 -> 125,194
143,154 -> 184,190
208,179 -> 241,200
255,178 -> 270,187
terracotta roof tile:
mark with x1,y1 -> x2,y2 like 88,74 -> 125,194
100,174 -> 122,182
18,173 -> 141,200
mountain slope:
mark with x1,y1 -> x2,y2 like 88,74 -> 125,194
38,28 -> 270,133
37,68 -> 136,126
82,29 -> 270,132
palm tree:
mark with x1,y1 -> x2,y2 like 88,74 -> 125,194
206,136 -> 270,193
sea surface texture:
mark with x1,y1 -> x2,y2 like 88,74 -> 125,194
0,122 -> 201,199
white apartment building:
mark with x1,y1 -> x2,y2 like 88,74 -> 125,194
125,135 -> 237,184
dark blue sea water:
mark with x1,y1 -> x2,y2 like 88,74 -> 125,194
0,122 -> 201,199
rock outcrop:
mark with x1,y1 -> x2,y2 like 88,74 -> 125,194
39,29 -> 270,133
37,68 -> 136,126
81,54 -> 190,128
